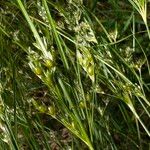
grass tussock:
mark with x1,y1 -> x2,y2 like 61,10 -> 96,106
0,0 -> 150,149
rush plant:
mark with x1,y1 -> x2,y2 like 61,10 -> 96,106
1,0 -> 150,149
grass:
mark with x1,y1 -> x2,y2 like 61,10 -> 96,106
0,0 -> 150,149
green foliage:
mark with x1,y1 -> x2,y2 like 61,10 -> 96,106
0,0 -> 150,149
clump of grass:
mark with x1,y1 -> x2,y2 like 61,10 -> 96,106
1,0 -> 150,149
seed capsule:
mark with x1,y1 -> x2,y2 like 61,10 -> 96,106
45,59 -> 53,68
88,65 -> 94,76
34,67 -> 42,75
71,122 -> 75,128
79,101 -> 85,108
87,55 -> 93,62
38,106 -> 47,113
83,59 -> 88,67
48,106 -> 56,116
